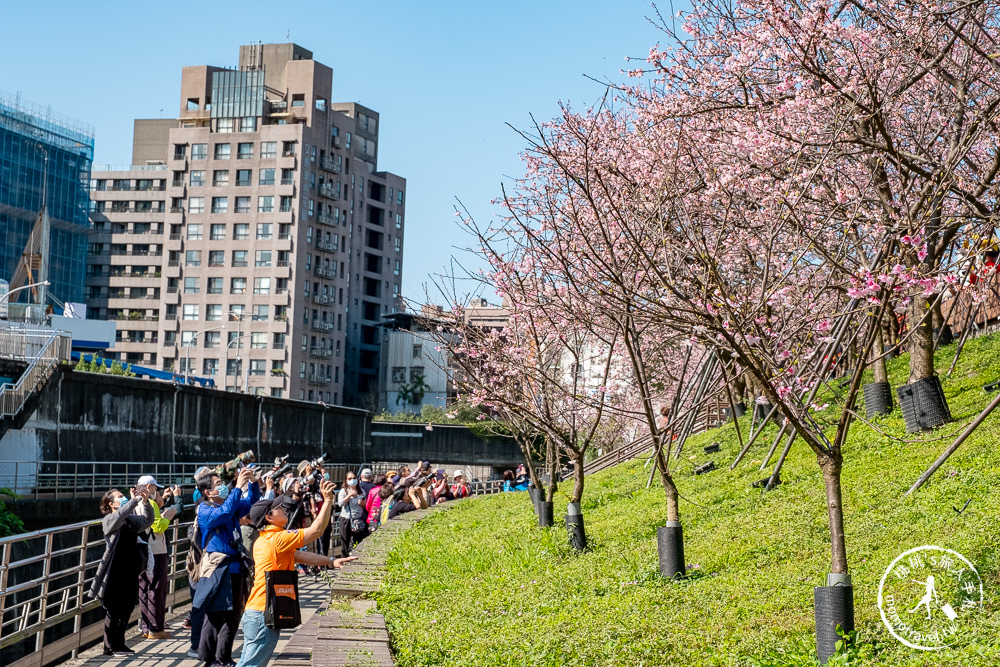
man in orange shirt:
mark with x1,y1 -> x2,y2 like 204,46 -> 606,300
237,479 -> 356,667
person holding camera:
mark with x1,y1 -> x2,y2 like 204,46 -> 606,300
135,475 -> 179,640
194,466 -> 260,667
235,480 -> 357,667
89,485 -> 153,657
337,471 -> 368,556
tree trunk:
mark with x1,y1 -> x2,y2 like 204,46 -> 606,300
871,319 -> 889,384
908,292 -> 935,382
818,452 -> 848,574
659,455 -> 680,522
570,450 -> 585,504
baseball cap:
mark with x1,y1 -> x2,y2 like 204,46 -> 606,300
249,496 -> 285,529
137,475 -> 163,488
419,460 -> 431,471
360,468 -> 373,478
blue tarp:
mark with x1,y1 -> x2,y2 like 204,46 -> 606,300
70,352 -> 216,388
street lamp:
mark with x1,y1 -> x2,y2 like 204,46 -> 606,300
185,325 -> 225,382
0,280 -> 51,306
226,333 -> 251,392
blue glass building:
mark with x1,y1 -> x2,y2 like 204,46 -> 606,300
0,91 -> 94,304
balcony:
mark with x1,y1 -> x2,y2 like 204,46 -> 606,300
307,373 -> 330,385
311,320 -> 333,332
312,294 -> 331,305
309,347 -> 332,359
317,213 -> 337,227
320,156 -> 340,174
316,239 -> 335,252
313,266 -> 335,279
319,183 -> 338,199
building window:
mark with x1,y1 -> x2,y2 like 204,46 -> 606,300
282,141 -> 296,156
208,251 -> 225,267
212,170 -> 229,187
211,197 -> 228,214
231,277 -> 247,294
280,196 -> 293,212
251,333 -> 268,350
237,142 -> 254,159
233,224 -> 249,241
182,304 -> 199,320
410,367 -> 424,382
397,190 -> 404,206
235,196 -> 251,213
291,94 -> 305,108
392,367 -> 406,383
252,304 -> 269,321
232,251 -> 248,269
188,197 -> 204,214
192,143 -> 207,160
259,168 -> 275,186
413,344 -> 422,359
190,170 -> 205,187
203,358 -> 219,376
186,224 -> 203,240
173,144 -> 187,159
217,118 -> 234,133
250,359 -> 266,375
256,223 -> 272,240
185,250 -> 201,266
273,333 -> 286,349
209,223 -> 226,240
260,142 -> 277,158
257,196 -> 274,213
253,277 -> 271,294
184,277 -> 199,293
214,143 -> 231,160
204,331 -> 221,348
236,169 -> 251,186
255,250 -> 272,267
240,117 -> 256,132
207,277 -> 223,293
206,304 -> 222,321
165,331 -> 177,347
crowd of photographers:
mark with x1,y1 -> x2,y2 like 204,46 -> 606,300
88,453 -> 482,666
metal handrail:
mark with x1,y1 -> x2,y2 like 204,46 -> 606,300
0,330 -> 71,419
0,460 -> 374,500
0,517 -> 194,667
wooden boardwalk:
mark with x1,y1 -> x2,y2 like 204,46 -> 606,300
65,507 -> 439,667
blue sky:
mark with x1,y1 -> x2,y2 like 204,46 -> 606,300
2,0 -> 673,308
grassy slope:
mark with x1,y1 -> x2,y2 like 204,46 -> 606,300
376,334 -> 1000,666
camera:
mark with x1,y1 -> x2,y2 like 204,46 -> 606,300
214,451 -> 256,482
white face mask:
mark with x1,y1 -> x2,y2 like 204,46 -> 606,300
216,484 -> 230,500
347,479 -> 358,487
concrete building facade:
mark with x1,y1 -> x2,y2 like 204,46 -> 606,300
87,43 -> 405,403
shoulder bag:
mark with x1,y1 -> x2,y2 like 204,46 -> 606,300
263,534 -> 301,630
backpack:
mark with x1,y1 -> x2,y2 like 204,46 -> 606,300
379,498 -> 395,525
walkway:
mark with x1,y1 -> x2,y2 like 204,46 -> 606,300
63,507 -> 441,667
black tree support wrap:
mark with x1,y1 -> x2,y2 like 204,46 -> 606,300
565,502 -> 586,552
537,501 -> 554,528
862,382 -> 893,418
896,375 -> 952,433
657,522 -> 685,579
528,487 -> 540,515
730,402 -> 747,418
814,585 -> 855,665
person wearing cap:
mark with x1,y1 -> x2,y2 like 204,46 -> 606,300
135,475 -> 179,640
451,470 -> 471,499
358,468 -> 375,497
431,470 -> 453,504
236,480 -> 356,667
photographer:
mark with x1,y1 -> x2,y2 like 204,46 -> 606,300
337,470 -> 368,556
388,481 -> 429,520
193,466 -> 259,667
89,485 -> 152,657
235,480 -> 357,667
135,475 -> 179,640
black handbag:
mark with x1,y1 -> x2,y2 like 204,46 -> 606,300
263,537 -> 301,630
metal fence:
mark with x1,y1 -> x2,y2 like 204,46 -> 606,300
0,460 -> 369,499
0,518 -> 193,667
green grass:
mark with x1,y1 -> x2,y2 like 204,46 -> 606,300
375,334 -> 1000,666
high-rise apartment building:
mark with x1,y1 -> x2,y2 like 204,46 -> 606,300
87,43 -> 405,404
0,91 -> 94,305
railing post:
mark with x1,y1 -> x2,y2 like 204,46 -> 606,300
72,523 -> 89,658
